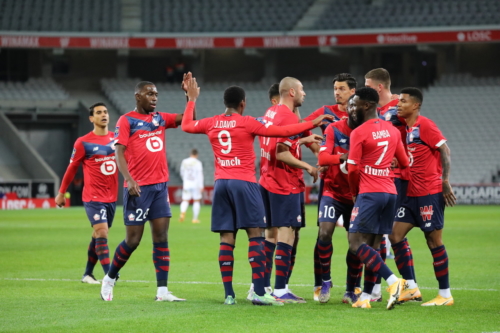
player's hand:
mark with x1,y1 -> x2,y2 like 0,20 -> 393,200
181,72 -> 192,92
317,165 -> 328,173
55,192 -> 66,207
340,153 -> 348,163
311,114 -> 334,127
300,134 -> 323,145
341,116 -> 348,120
126,179 -> 141,197
352,195 -> 357,203
307,166 -> 319,183
186,77 -> 200,101
391,157 -> 399,169
442,180 -> 456,207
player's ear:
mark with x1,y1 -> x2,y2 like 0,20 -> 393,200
89,116 -> 93,123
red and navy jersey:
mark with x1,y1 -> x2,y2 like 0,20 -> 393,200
320,120 -> 353,204
378,99 -> 408,179
259,104 -> 300,195
114,111 -> 178,187
406,116 -> 446,197
59,131 -> 118,203
288,129 -> 312,194
348,119 -> 405,194
187,113 -> 274,183
304,105 -> 348,134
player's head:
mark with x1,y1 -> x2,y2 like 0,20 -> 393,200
397,87 -> 423,119
332,73 -> 357,107
268,83 -> 280,106
190,148 -> 198,157
351,87 -> 379,124
224,86 -> 246,114
346,94 -> 359,129
279,77 -> 305,107
365,68 -> 391,95
135,81 -> 157,114
89,102 -> 109,128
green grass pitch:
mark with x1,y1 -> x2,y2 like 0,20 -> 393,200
0,205 -> 499,333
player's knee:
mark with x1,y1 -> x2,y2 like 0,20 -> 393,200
388,233 -> 401,244
318,229 -> 332,243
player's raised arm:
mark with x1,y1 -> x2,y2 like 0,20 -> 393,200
175,72 -> 196,125
438,143 -> 456,207
318,125 -> 344,166
181,78 -> 203,133
249,114 -> 333,138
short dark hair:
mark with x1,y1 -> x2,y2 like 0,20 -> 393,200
223,86 -> 245,109
365,68 -> 391,89
89,102 -> 107,116
135,81 -> 155,93
332,73 -> 357,90
400,87 -> 424,105
355,87 -> 379,104
191,149 -> 198,156
268,83 -> 279,101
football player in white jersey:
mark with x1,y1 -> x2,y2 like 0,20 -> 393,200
179,149 -> 204,223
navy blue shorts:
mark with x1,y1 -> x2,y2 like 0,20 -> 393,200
394,178 -> 409,215
83,201 -> 116,227
318,196 -> 353,231
395,193 -> 445,232
260,186 -> 302,228
299,191 -> 306,228
123,182 -> 172,225
349,193 -> 396,235
211,179 -> 266,232
316,178 -> 325,223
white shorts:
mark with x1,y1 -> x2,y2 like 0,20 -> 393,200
182,188 -> 202,201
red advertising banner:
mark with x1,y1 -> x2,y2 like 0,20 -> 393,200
0,198 -> 69,210
1,29 -> 499,50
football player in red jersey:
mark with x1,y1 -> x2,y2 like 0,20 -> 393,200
182,77 -> 332,305
364,68 -> 407,302
305,73 -> 357,300
100,75 -> 192,302
347,87 -> 409,310
56,103 -> 118,285
390,87 -> 456,306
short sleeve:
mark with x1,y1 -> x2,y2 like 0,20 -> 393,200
347,129 -> 363,165
162,113 -> 179,129
70,139 -> 85,164
421,119 -> 446,150
114,116 -> 131,147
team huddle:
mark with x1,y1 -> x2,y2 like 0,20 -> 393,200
56,68 -> 456,309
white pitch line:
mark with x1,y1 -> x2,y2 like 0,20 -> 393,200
2,278 -> 497,292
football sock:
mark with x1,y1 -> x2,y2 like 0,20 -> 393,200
180,201 -> 189,213
193,201 -> 201,220
263,240 -> 276,288
108,240 -> 135,279
153,242 -> 170,287
375,238 -> 387,285
392,238 -> 416,281
346,250 -> 363,292
274,242 -> 293,291
356,244 -> 394,282
84,237 -> 98,276
372,283 -> 381,295
313,239 -> 322,287
317,239 -> 333,282
219,242 -> 235,298
363,262 -> 377,295
431,245 -> 450,290
286,244 -> 297,285
248,237 -> 266,297
95,237 -> 110,274
439,288 -> 452,298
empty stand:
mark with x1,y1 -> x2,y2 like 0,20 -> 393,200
142,0 -> 315,33
0,0 -> 120,32
0,78 -> 69,101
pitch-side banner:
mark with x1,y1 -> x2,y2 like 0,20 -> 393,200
1,29 -> 499,49
453,184 -> 500,205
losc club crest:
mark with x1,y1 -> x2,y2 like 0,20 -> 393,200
234,38 -> 244,48
114,126 -> 120,138
128,213 -> 135,221
318,35 -> 328,46
60,37 -> 70,48
145,38 -> 156,48
93,214 -> 100,221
